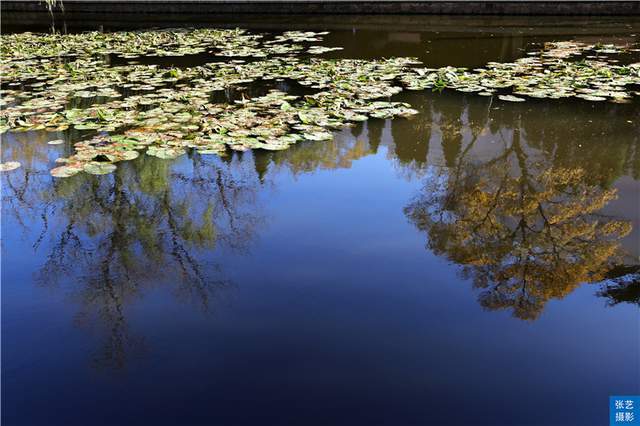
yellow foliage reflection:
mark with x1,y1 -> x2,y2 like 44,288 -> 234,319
405,131 -> 632,320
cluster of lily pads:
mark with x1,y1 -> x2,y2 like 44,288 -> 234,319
400,41 -> 640,102
0,29 -> 638,177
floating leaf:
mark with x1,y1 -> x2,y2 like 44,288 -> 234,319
146,146 -> 184,160
498,95 -> 526,102
0,161 -> 21,172
576,94 -> 607,101
83,162 -> 117,175
1,29 -> 637,177
50,165 -> 82,178
303,131 -> 333,141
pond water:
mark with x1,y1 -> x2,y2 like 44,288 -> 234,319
2,15 -> 639,426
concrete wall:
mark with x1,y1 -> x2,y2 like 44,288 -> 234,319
2,0 -> 640,16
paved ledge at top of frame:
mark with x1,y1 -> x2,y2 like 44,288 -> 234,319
2,0 -> 640,15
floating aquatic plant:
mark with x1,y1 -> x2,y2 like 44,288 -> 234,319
0,161 -> 21,172
0,30 -> 637,177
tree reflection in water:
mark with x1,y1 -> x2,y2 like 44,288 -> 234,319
1,120 -> 392,370
596,266 -> 640,307
2,90 -> 638,368
2,146 -> 265,370
403,94 -> 638,320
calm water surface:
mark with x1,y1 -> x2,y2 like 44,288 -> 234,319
2,15 -> 639,426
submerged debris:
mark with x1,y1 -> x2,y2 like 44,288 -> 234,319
0,30 -> 638,177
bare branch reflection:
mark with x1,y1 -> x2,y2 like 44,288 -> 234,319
403,96 -> 637,320
3,145 -> 265,370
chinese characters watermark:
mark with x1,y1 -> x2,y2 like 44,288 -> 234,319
611,396 -> 640,425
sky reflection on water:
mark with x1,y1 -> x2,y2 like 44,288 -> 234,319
2,17 -> 639,426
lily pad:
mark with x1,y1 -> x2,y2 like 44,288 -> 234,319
1,29 -> 637,177
83,162 -> 117,175
303,131 -> 333,141
498,95 -> 526,102
146,146 -> 184,160
50,165 -> 82,178
0,161 -> 21,172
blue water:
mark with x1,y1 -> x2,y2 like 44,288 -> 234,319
2,19 -> 640,426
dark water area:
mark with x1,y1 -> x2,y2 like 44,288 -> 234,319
2,15 -> 640,426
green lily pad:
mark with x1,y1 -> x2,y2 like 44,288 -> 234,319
146,146 -> 184,160
50,165 -> 83,178
83,162 -> 117,175
303,131 -> 333,141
